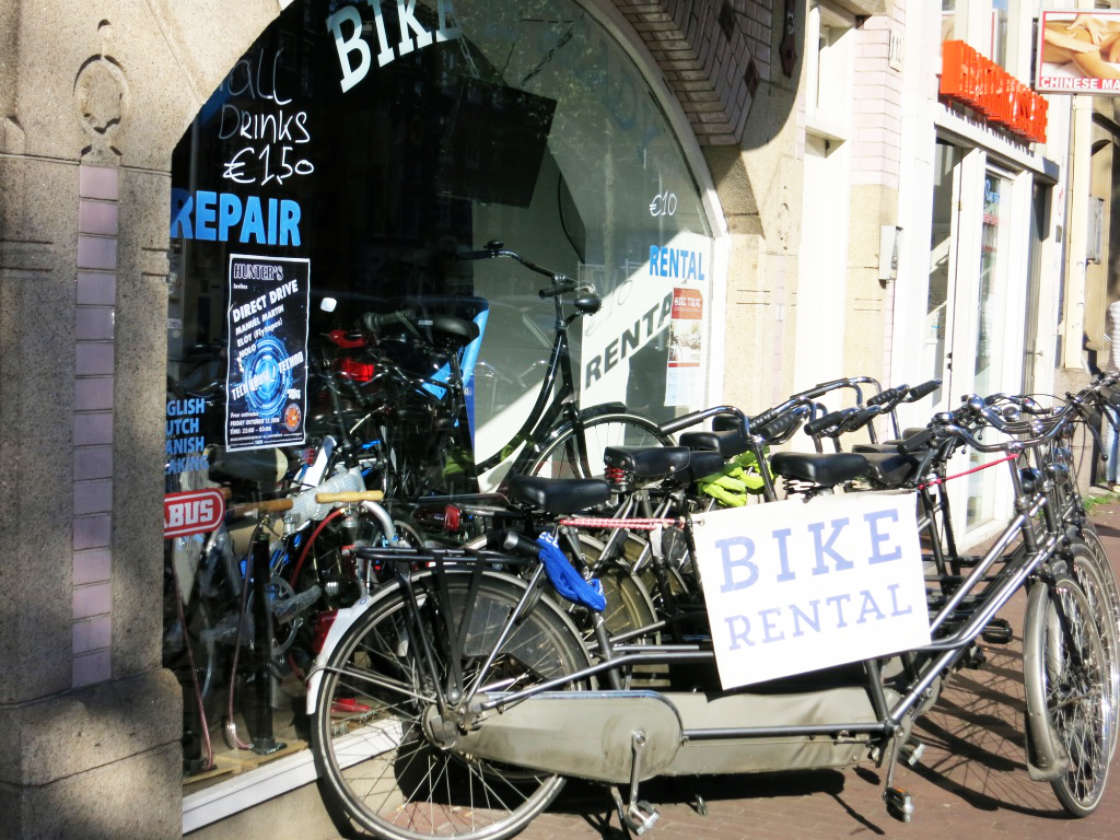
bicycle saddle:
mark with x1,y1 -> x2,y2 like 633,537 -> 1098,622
858,451 -> 920,488
679,427 -> 749,458
769,452 -> 869,487
603,446 -> 692,481
506,474 -> 611,514
428,315 -> 479,348
851,428 -> 933,455
682,450 -> 727,484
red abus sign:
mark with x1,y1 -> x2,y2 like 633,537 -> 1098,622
940,40 -> 1048,144
164,489 -> 225,538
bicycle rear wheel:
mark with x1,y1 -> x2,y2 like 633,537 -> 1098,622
528,412 -> 671,479
311,570 -> 588,840
1023,572 -> 1113,817
1065,538 -> 1120,759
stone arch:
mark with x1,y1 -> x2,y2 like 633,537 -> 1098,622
611,0 -> 766,146
0,2 -> 761,836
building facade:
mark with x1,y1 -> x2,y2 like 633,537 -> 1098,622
11,0 -> 1103,836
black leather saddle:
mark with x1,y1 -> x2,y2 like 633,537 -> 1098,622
679,427 -> 750,458
858,451 -> 920,488
429,315 -> 479,348
506,474 -> 611,514
769,452 -> 869,487
683,450 -> 728,483
603,446 -> 692,480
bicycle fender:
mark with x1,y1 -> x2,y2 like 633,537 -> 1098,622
305,590 -> 388,715
577,401 -> 628,420
304,569 -> 571,714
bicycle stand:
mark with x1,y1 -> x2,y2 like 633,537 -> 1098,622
248,536 -> 285,756
610,730 -> 660,835
881,729 -> 920,823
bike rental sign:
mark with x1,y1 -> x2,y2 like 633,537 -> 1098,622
691,491 -> 930,689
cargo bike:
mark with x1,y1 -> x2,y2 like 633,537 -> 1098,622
304,390 -> 1120,840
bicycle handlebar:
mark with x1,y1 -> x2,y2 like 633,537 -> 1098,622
488,529 -> 540,557
457,241 -> 581,297
362,309 -> 421,339
905,379 -> 940,402
867,384 -> 908,407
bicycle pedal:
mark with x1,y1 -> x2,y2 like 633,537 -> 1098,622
980,617 -> 1013,644
899,740 -> 925,767
961,644 -> 986,669
884,786 -> 914,823
623,800 -> 660,835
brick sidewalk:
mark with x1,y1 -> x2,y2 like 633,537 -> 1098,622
514,503 -> 1120,840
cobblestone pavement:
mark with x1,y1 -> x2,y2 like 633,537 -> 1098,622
511,503 -> 1120,840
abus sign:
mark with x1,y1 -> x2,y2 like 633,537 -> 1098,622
164,489 -> 226,539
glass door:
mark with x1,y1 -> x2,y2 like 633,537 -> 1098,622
965,169 -> 1013,528
922,139 -> 964,412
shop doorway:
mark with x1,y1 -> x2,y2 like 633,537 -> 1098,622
922,139 -> 1024,538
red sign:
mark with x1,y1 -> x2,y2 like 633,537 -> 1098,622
164,489 -> 226,539
940,40 -> 1048,144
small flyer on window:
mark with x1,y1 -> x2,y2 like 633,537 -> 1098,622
664,286 -> 704,407
224,254 -> 310,451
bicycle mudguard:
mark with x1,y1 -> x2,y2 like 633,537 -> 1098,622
577,401 -> 629,420
304,568 -> 571,714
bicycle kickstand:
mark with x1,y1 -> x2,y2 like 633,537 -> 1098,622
610,730 -> 659,835
881,726 -> 916,823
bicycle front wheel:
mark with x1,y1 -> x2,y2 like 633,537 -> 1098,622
311,570 -> 589,840
528,411 -> 672,479
1065,537 -> 1120,759
1023,572 -> 1113,817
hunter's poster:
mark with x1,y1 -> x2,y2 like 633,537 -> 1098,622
225,254 -> 310,451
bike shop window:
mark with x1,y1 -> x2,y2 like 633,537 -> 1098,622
167,0 -> 716,486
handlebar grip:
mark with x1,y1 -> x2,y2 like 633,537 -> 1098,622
867,385 -> 907,407
804,410 -> 848,437
315,490 -> 386,504
750,403 -> 784,429
755,406 -> 807,443
538,279 -> 576,299
840,406 -> 880,433
362,310 -> 418,336
898,427 -> 936,454
230,498 -> 294,516
487,529 -> 540,557
905,380 -> 941,402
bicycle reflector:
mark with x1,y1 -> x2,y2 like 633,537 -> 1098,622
311,610 -> 338,655
337,357 -> 376,383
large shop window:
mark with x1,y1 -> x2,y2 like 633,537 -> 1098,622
166,0 -> 715,493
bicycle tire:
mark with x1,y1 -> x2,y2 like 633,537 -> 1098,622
1077,526 -> 1120,642
1023,571 -> 1113,817
1066,534 -> 1120,758
526,411 -> 672,479
311,569 -> 588,840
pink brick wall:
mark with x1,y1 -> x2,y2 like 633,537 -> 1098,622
851,5 -> 905,189
612,1 -> 775,145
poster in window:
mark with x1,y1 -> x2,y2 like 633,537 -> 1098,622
665,286 -> 704,407
1037,11 -> 1120,93
225,254 -> 310,451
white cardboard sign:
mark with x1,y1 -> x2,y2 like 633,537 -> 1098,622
692,491 -> 930,690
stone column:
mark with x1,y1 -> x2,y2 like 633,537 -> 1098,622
0,12 -> 183,838
0,2 -> 290,834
